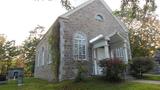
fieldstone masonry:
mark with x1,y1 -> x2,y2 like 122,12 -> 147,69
34,0 -> 131,82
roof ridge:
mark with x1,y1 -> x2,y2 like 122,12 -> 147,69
60,0 -> 95,17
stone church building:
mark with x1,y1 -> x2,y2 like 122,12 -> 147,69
34,0 -> 132,82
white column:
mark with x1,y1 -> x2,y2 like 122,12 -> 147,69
93,49 -> 97,75
104,40 -> 110,59
124,40 -> 128,64
94,60 -> 97,75
94,49 -> 96,59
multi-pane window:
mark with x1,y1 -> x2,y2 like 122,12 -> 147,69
115,47 -> 124,59
73,33 -> 87,60
48,53 -> 52,64
37,51 -> 40,67
41,47 -> 45,65
47,45 -> 52,64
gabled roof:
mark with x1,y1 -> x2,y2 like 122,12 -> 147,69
61,0 -> 95,17
60,0 -> 128,32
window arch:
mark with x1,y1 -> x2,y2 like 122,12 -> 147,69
73,32 -> 87,60
96,14 -> 104,22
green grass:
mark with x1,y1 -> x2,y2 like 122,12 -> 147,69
0,77 -> 160,90
144,74 -> 160,81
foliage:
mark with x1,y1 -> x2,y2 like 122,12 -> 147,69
154,48 -> 160,64
130,57 -> 155,78
21,25 -> 44,76
14,55 -> 26,68
0,75 -> 6,81
48,24 -> 60,82
0,34 -> 6,61
100,58 -> 126,82
114,0 -> 159,57
1,78 -> 160,90
74,61 -> 88,82
61,0 -> 74,10
0,34 -> 20,74
60,0 -> 157,14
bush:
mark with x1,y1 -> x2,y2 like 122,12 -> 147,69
130,57 -> 155,78
0,75 -> 6,81
74,62 -> 87,82
100,58 -> 126,82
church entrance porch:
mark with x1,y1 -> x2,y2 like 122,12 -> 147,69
89,32 -> 129,75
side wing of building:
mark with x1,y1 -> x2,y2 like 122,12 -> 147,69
34,20 -> 60,82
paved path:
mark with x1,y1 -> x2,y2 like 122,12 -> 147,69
132,80 -> 160,84
144,74 -> 160,76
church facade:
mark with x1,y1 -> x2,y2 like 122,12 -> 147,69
34,0 -> 131,82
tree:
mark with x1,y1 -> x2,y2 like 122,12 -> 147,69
0,34 -> 6,61
3,40 -> 20,71
0,34 -> 6,74
61,0 -> 157,12
114,0 -> 159,57
22,25 -> 44,76
0,34 -> 20,74
61,0 -> 74,10
154,48 -> 160,64
130,57 -> 155,78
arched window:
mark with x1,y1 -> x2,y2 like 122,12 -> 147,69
96,14 -> 104,22
41,47 -> 45,65
37,51 -> 40,67
73,33 -> 87,60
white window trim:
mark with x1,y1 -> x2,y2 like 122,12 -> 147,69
73,32 -> 87,60
41,47 -> 45,65
37,51 -> 40,67
95,13 -> 104,22
48,53 -> 52,64
115,47 -> 125,60
46,45 -> 52,65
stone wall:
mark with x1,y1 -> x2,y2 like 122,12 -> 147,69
34,20 -> 60,82
34,0 -> 131,81
60,0 -> 130,80
34,64 -> 54,82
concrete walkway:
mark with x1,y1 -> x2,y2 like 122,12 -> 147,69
132,80 -> 160,84
144,74 -> 160,76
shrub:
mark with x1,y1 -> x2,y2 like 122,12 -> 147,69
130,57 -> 155,78
100,58 -> 126,82
0,75 -> 6,81
74,61 -> 87,82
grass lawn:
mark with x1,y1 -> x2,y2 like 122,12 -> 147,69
144,74 -> 160,81
0,77 -> 160,90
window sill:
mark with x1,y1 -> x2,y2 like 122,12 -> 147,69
75,59 -> 88,61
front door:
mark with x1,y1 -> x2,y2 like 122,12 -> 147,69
94,60 -> 103,75
93,47 -> 105,75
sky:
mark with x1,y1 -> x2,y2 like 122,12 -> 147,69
0,0 -> 160,45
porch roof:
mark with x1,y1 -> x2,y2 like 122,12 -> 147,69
89,32 -> 126,44
109,32 -> 126,44
89,34 -> 104,43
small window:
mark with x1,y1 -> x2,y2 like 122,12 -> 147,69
96,14 -> 104,22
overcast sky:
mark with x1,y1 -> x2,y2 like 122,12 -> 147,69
0,0 -> 159,45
